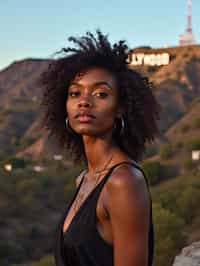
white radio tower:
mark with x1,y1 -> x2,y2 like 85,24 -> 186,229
179,0 -> 196,46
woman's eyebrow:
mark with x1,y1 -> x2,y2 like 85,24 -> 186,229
69,82 -> 82,87
92,81 -> 113,89
69,81 -> 113,89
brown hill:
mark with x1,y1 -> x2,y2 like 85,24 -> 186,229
0,59 -> 51,155
133,45 -> 200,85
1,45 -> 200,159
165,99 -> 200,171
131,45 -> 200,131
0,58 -> 51,107
16,133 -> 62,160
147,98 -> 200,175
166,99 -> 200,141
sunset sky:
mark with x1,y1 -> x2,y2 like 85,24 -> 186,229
0,0 -> 199,70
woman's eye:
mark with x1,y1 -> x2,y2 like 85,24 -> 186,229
68,91 -> 80,97
93,91 -> 108,98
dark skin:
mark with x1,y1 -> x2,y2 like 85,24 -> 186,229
63,67 -> 150,266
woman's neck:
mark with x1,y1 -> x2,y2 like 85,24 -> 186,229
82,135 -> 117,176
82,132 -> 132,180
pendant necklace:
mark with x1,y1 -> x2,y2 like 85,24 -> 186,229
73,153 -> 114,214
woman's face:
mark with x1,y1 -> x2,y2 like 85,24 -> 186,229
66,67 -> 121,137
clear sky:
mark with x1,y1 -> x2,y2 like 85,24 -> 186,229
0,0 -> 199,71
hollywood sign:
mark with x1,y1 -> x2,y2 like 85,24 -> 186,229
129,53 -> 170,66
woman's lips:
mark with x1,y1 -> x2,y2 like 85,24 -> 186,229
76,115 -> 95,122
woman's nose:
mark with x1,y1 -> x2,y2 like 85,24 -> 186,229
78,98 -> 92,108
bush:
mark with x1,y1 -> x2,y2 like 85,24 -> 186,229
147,66 -> 158,73
176,185 -> 200,224
0,242 -> 10,258
0,242 -> 24,265
192,117 -> 200,129
142,160 -> 177,185
0,150 -> 7,162
153,202 -> 186,266
183,158 -> 193,169
163,164 -> 178,179
144,144 -> 158,158
1,156 -> 27,169
0,162 -> 84,265
159,144 -> 173,159
180,124 -> 190,133
176,141 -> 183,148
30,255 -> 54,266
184,138 -> 200,151
142,161 -> 163,185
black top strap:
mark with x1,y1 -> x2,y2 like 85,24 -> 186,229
102,160 -> 150,191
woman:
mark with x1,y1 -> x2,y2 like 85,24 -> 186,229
41,30 -> 160,266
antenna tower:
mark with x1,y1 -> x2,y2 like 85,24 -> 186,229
179,0 -> 195,46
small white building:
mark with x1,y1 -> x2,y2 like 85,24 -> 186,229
4,164 -> 12,172
192,150 -> 200,161
53,154 -> 63,160
33,165 -> 45,172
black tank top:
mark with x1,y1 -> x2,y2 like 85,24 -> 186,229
54,161 -> 154,266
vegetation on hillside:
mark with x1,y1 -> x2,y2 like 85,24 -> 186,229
1,46 -> 200,266
0,153 -> 200,266
0,159 -> 83,266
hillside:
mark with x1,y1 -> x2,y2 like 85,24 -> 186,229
146,98 -> 200,174
0,58 -> 50,107
0,59 -> 50,155
1,45 -> 200,266
166,98 -> 200,140
131,45 -> 200,131
0,45 -> 200,159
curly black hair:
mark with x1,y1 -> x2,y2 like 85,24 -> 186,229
40,30 -> 161,162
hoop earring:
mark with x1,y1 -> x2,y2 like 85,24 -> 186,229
65,118 -> 75,134
114,116 -> 125,136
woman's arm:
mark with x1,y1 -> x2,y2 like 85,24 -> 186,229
106,165 -> 150,266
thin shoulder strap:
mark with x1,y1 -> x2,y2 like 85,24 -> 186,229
99,161 -> 152,204
104,161 -> 150,188
78,161 -> 151,203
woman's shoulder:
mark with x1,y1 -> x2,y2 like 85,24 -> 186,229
104,160 -> 150,219
109,160 -> 144,182
106,160 -> 149,199
106,149 -> 144,181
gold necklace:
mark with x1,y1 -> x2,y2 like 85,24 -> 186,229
73,153 -> 114,214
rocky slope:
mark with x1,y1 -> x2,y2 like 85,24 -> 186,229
173,241 -> 200,266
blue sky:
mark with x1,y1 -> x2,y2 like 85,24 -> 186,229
0,0 -> 199,71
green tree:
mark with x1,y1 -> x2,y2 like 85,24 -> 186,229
180,124 -> 190,133
184,138 -> 200,151
183,158 -> 194,169
144,144 -> 158,158
30,255 -> 54,266
0,150 -> 7,161
159,144 -> 173,159
176,185 -> 200,224
153,202 -> 186,266
192,117 -> 200,129
1,156 -> 27,169
142,161 -> 163,185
